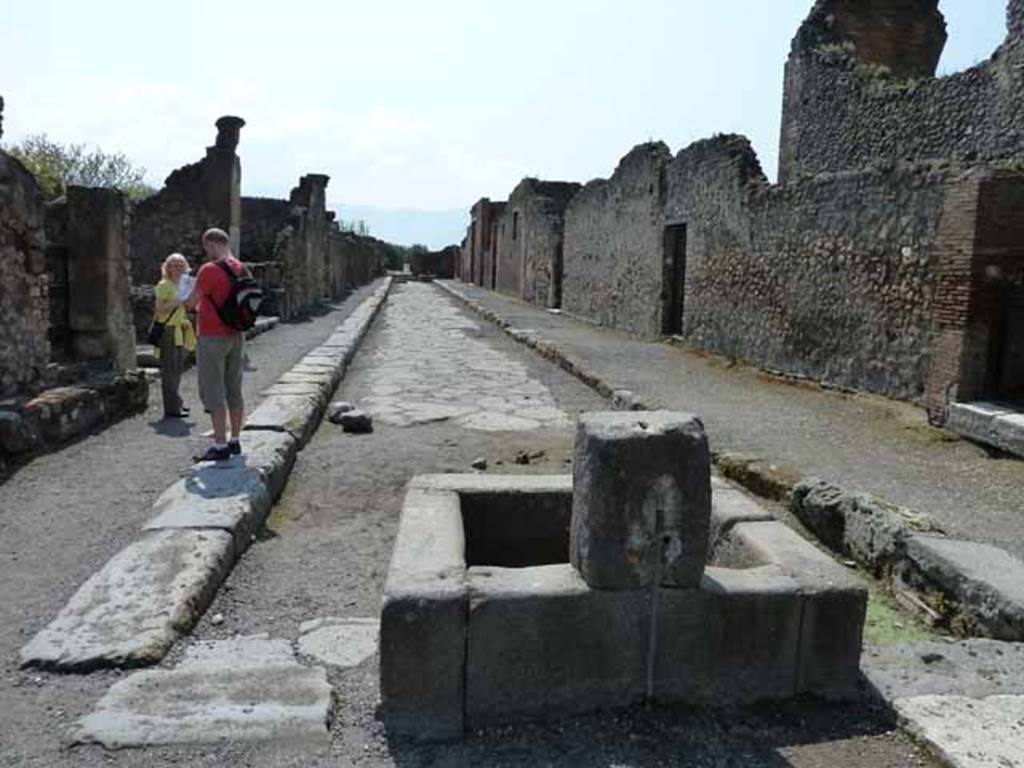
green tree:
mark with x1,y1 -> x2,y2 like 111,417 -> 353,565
4,133 -> 155,201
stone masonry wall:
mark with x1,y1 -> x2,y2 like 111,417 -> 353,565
0,144 -> 49,397
562,135 -> 962,401
240,196 -> 291,262
129,116 -> 244,288
563,143 -> 672,336
670,138 -> 954,400
494,178 -> 581,308
779,0 -> 1024,181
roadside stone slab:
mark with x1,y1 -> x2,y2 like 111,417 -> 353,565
73,635 -> 332,748
893,694 -> 1024,768
244,393 -> 323,447
298,617 -> 379,668
863,639 -> 1024,700
900,536 -> 1024,640
144,462 -> 273,555
242,430 -> 298,502
20,529 -> 234,671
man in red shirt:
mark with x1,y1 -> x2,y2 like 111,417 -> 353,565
186,228 -> 245,462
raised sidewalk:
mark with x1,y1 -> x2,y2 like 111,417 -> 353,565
437,281 -> 1024,563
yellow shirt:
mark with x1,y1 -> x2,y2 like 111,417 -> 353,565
154,279 -> 196,353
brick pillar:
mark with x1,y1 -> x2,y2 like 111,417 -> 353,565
66,186 -> 136,373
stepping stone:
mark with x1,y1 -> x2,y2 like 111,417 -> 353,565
20,530 -> 234,671
893,694 -> 1024,768
73,635 -> 332,748
298,617 -> 379,668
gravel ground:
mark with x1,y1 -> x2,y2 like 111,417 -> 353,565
34,284 -> 938,767
442,281 -> 1024,562
0,282 -> 380,768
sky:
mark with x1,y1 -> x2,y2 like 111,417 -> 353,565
0,1 -> 1010,247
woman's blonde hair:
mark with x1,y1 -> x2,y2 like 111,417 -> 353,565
161,253 -> 189,280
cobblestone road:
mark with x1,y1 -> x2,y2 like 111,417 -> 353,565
362,282 -> 569,431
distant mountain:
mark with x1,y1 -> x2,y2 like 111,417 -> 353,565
329,203 -> 468,250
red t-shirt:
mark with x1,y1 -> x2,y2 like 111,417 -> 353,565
195,257 -> 244,337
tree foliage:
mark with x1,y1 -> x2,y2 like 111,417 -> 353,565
4,133 -> 155,201
338,218 -> 370,236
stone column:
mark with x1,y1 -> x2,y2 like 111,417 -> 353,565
66,186 -> 136,372
570,411 -> 711,589
205,116 -> 245,256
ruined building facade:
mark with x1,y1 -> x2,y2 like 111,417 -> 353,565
459,0 -> 1024,426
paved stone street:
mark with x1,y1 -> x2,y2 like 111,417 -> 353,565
24,283 -> 936,767
363,282 -> 570,431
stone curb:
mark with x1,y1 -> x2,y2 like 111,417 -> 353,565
20,279 -> 392,672
435,279 -> 1024,646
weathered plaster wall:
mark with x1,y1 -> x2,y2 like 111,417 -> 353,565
129,116 -> 244,287
563,143 -> 671,336
494,179 -> 581,308
779,0 -> 1024,181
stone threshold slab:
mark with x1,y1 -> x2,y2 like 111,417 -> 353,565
72,636 -> 331,748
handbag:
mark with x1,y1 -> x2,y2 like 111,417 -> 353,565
146,319 -> 165,346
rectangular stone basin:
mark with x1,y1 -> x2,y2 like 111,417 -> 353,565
380,473 -> 866,740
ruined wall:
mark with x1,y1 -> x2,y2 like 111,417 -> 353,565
409,245 -> 458,278
466,199 -> 505,288
561,135 -> 964,400
45,187 -> 135,371
494,178 -> 581,308
265,174 -> 332,320
0,143 -> 49,397
674,139 -> 956,400
240,196 -> 290,262
779,0 -> 1024,181
563,143 -> 672,336
129,116 -> 244,287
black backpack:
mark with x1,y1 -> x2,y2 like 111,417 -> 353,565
214,260 -> 263,331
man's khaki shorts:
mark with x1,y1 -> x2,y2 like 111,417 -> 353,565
197,334 -> 244,412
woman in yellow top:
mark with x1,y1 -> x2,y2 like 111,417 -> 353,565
154,253 -> 197,418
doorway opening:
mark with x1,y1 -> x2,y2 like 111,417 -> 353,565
662,224 -> 687,336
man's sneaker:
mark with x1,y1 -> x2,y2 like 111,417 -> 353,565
194,444 -> 231,463
228,440 -> 242,456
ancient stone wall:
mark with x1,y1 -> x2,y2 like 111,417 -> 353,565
562,143 -> 672,336
674,139 -> 956,400
45,187 -> 135,372
409,245 -> 458,278
240,196 -> 291,262
494,178 -> 581,308
466,199 -> 505,288
129,116 -> 244,288
779,0 -> 1024,181
560,134 -> 966,400
0,143 -> 49,397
